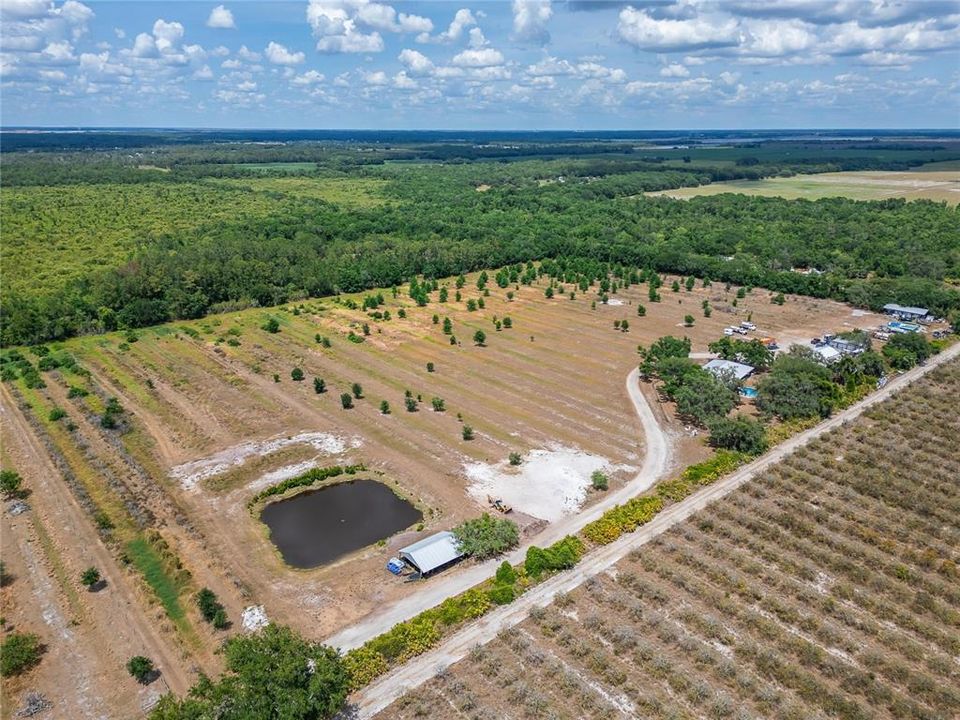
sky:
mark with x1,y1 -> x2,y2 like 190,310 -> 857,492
1,0 -> 959,129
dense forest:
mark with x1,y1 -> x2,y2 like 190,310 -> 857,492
2,137 -> 959,345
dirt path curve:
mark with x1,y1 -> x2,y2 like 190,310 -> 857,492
0,385 -> 193,701
347,343 -> 960,719
326,367 -> 671,651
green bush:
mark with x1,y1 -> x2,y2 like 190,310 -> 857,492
708,416 -> 768,455
525,536 -> 585,579
495,560 -> 517,585
488,583 -> 516,605
1,632 -> 42,677
249,464 -> 365,507
590,470 -> 609,490
127,655 -> 154,683
452,514 -> 519,559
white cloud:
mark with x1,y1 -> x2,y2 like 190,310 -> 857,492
741,19 -> 816,56
131,32 -> 158,58
857,50 -> 918,67
363,69 -> 388,85
307,0 -> 432,53
207,5 -> 235,29
660,62 -> 690,77
152,19 -> 184,52
398,48 -> 434,75
194,64 -> 214,80
237,45 -> 261,62
512,0 -> 552,43
113,27 -> 125,39
618,7 -> 740,52
431,8 -> 478,43
0,0 -> 52,21
291,69 -> 325,85
39,40 -> 76,64
452,47 -> 505,67
265,41 -> 305,65
526,56 -> 574,76
393,70 -> 417,88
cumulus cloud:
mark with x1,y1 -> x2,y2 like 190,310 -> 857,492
618,7 -> 740,52
265,41 -> 305,65
429,8 -> 479,43
307,0 -> 433,53
452,47 -> 505,67
660,62 -> 690,77
393,70 -> 417,88
291,69 -> 325,85
237,45 -> 262,62
512,0 -> 552,43
398,48 -> 434,75
0,0 -> 53,21
206,5 -> 235,29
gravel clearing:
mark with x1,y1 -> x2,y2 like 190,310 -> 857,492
464,445 -> 633,522
170,432 -> 358,490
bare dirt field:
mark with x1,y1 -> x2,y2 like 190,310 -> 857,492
372,357 -> 960,720
648,170 -> 960,204
0,270 -> 887,715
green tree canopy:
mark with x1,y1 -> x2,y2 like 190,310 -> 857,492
150,625 -> 348,720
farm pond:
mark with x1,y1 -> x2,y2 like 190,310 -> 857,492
260,479 -> 422,568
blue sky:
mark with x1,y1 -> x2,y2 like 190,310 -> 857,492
2,1 -> 958,129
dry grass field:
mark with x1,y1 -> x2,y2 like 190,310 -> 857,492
0,270 -> 888,716
374,358 -> 960,720
647,170 -> 960,204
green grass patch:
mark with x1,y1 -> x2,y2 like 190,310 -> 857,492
125,536 -> 192,635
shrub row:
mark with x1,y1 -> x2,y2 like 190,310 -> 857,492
247,464 -> 365,507
654,450 -> 747,504
581,495 -> 664,545
343,587 -> 491,690
524,536 -> 584,579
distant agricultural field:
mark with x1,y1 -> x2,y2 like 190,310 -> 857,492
649,170 -> 960,204
377,358 -> 960,720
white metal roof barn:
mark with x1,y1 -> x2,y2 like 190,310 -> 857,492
704,358 -> 755,381
398,531 -> 465,576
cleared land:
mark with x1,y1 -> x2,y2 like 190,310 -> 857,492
373,356 -> 960,720
648,170 -> 960,204
0,269 -> 892,716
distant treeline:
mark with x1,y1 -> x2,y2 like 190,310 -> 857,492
3,158 -> 957,345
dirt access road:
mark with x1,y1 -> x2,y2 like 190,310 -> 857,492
0,385 -> 193,717
349,341 -> 960,719
325,367 -> 671,651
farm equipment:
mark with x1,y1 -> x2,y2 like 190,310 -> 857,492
487,495 -> 512,514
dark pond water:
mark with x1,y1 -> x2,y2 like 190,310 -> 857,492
260,479 -> 422,569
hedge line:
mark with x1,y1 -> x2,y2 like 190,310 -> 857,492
248,464 -> 365,508
341,452 -> 754,688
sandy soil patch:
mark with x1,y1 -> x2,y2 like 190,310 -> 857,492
464,445 -> 634,522
170,431 -> 358,490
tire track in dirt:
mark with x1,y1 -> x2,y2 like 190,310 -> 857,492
1,384 -> 194,708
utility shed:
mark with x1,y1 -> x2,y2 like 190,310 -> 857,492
883,303 -> 929,320
704,358 -> 755,381
813,345 -> 841,364
399,531 -> 465,576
